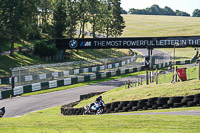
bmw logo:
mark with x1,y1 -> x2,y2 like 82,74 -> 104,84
69,40 -> 78,48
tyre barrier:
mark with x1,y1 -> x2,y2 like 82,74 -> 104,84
61,93 -> 200,116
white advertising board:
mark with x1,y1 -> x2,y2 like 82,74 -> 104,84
32,83 -> 41,91
49,80 -> 57,88
64,78 -> 71,85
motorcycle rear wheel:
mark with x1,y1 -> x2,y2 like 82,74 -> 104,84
96,108 -> 104,115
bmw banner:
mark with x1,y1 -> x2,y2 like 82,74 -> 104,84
56,36 -> 200,49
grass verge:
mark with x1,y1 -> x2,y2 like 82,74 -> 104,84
0,106 -> 200,133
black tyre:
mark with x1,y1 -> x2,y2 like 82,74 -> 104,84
168,97 -> 183,104
122,106 -> 130,112
147,102 -> 156,106
110,106 -> 115,111
118,104 -> 125,110
157,97 -> 169,105
163,104 -> 172,109
137,99 -> 147,106
152,104 -> 162,109
111,102 -> 120,108
120,101 -> 130,106
114,108 -> 119,113
142,107 -> 148,110
128,101 -> 138,107
194,94 -> 200,99
173,103 -> 183,108
194,98 -> 200,104
148,97 -> 158,103
187,101 -> 197,107
105,109 -> 111,113
132,107 -> 138,111
105,103 -> 111,109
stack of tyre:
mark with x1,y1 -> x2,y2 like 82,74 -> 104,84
61,107 -> 84,115
61,94 -> 200,115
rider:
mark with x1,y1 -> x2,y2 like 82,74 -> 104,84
90,95 -> 105,111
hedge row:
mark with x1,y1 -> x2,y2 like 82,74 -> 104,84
61,93 -> 200,115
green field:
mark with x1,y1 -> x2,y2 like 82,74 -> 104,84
157,48 -> 197,61
122,15 -> 200,37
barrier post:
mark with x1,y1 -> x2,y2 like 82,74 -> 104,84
146,70 -> 149,85
11,77 -> 15,99
156,69 -> 158,84
199,62 -> 200,80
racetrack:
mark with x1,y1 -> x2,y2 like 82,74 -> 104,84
0,49 -> 172,117
0,75 -> 144,117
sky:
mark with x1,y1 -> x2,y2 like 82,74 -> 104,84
121,0 -> 200,15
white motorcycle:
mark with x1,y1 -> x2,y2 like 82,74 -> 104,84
83,101 -> 105,115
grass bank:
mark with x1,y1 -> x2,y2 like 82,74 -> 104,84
75,65 -> 200,108
0,49 -> 130,78
122,15 -> 200,37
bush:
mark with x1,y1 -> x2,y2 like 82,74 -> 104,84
33,40 -> 57,57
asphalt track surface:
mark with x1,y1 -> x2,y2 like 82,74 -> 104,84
0,75 -> 144,117
0,49 -> 176,117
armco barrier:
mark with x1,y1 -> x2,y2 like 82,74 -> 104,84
61,93 -> 200,115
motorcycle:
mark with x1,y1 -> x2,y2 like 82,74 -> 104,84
0,107 -> 5,118
83,101 -> 105,115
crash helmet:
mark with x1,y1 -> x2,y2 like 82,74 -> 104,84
98,95 -> 102,100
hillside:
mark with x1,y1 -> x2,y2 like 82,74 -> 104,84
122,15 -> 200,37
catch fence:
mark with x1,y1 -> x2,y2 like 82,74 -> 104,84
11,55 -> 144,86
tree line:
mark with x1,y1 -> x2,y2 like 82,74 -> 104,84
126,4 -> 193,17
0,0 -> 125,57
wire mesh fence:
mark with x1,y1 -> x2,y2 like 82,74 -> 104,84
11,55 -> 144,86
152,52 -> 172,65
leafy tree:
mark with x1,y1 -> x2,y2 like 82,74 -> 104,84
163,6 -> 176,16
175,10 -> 190,17
38,0 -> 53,33
110,0 -> 125,37
33,40 -> 57,57
128,4 -> 190,17
77,0 -> 89,38
0,0 -> 39,57
192,9 -> 200,17
66,0 -> 79,38
51,0 -> 67,38
88,0 -> 101,38
121,7 -> 127,14
147,4 -> 165,15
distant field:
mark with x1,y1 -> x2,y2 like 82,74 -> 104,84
122,15 -> 200,37
156,48 -> 197,61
